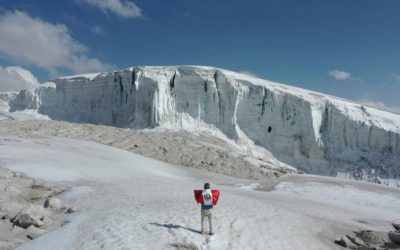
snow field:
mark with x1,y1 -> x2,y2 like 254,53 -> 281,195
1,136 -> 399,249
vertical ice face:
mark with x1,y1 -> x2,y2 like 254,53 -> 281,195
4,66 -> 400,184
234,82 -> 327,174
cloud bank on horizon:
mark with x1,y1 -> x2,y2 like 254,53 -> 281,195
0,11 -> 113,77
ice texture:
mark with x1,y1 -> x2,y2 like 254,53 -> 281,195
4,66 -> 400,184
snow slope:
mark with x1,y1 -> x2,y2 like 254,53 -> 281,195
1,136 -> 400,250
0,119 -> 295,180
2,66 -> 400,184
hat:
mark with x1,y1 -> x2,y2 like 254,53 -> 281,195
204,183 -> 210,189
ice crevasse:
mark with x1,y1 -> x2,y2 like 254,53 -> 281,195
5,66 -> 400,185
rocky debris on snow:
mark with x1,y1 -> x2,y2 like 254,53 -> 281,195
0,120 -> 296,180
335,222 -> 400,249
389,231 -> 400,245
44,197 -> 61,209
392,222 -> 400,231
170,242 -> 199,250
0,219 -> 18,239
66,207 -> 79,213
22,225 -> 48,240
29,184 -> 64,202
356,230 -> 390,245
0,201 -> 25,221
334,235 -> 359,249
5,184 -> 22,194
0,165 -> 70,250
0,168 -> 14,178
346,235 -> 366,248
11,205 -> 46,228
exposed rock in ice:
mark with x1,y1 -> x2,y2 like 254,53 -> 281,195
44,198 -> 61,210
2,66 -> 399,184
11,205 -> 47,228
0,92 -> 17,113
389,231 -> 400,245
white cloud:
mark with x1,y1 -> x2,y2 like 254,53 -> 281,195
90,25 -> 105,35
393,74 -> 400,82
358,98 -> 400,114
0,66 -> 39,92
77,0 -> 142,18
329,70 -> 351,80
0,11 -> 112,75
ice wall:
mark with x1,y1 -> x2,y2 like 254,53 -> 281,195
5,66 -> 400,184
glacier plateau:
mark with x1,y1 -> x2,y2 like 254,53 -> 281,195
4,66 -> 400,185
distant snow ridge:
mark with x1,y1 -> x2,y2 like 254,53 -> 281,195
4,66 -> 400,185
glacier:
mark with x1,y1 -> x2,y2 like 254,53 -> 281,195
3,66 -> 400,185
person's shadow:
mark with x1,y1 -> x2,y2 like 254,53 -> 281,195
149,222 -> 200,234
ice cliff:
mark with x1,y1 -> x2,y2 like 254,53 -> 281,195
4,66 -> 400,184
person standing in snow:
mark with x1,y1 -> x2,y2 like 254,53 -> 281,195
194,183 -> 220,235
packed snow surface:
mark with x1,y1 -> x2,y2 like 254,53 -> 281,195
2,65 -> 400,184
1,136 -> 399,250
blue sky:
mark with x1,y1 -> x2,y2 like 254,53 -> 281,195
0,0 -> 399,111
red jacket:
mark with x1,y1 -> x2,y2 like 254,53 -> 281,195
194,189 -> 220,205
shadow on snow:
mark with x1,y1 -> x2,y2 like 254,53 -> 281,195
149,222 -> 200,234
